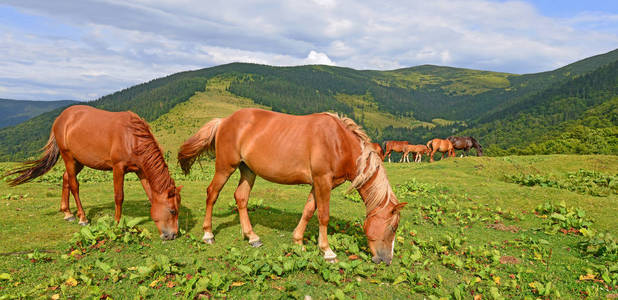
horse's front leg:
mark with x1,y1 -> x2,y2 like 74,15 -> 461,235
137,172 -> 153,201
293,189 -> 316,245
112,165 -> 126,222
314,176 -> 336,262
202,168 -> 234,244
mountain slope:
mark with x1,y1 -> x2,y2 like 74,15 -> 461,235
0,48 -> 616,161
0,99 -> 79,129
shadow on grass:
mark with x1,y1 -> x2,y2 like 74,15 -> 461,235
211,206 -> 360,239
43,199 -> 198,233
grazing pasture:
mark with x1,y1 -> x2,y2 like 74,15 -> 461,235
1,155 -> 617,299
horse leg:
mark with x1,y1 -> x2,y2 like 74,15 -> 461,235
234,164 -> 261,247
112,165 -> 126,223
137,172 -> 153,201
292,188 -> 316,245
60,171 -> 75,221
63,158 -> 87,225
202,168 -> 234,244
385,150 -> 392,163
314,176 -> 336,262
430,148 -> 436,162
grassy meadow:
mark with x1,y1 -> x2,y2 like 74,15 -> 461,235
1,155 -> 617,299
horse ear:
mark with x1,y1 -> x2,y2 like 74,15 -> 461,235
393,202 -> 407,212
176,185 -> 184,192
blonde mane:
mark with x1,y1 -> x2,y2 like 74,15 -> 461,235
129,113 -> 175,194
324,113 -> 397,216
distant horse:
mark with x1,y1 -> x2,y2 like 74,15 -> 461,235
426,138 -> 455,162
402,145 -> 431,163
383,141 -> 409,163
178,108 -> 406,264
447,136 -> 483,156
4,105 -> 182,240
368,142 -> 385,160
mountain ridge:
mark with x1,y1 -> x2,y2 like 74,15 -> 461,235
0,48 -> 616,161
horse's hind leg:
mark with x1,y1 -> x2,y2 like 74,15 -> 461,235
202,167 -> 234,244
60,171 -> 75,221
63,157 -> 87,225
293,188 -> 316,245
234,164 -> 261,247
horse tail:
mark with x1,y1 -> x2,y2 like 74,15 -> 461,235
426,140 -> 433,150
4,133 -> 60,186
177,118 -> 222,175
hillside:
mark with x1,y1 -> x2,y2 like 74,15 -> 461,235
0,48 -> 616,161
0,99 -> 78,129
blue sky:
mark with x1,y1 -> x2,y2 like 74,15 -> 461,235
0,0 -> 616,101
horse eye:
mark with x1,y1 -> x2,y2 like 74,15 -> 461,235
170,209 -> 177,215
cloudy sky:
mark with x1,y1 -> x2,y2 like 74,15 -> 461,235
1,0 -> 617,101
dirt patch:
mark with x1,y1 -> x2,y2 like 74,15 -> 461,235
499,256 -> 521,265
486,222 -> 520,233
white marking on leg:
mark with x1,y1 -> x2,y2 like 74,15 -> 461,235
324,248 -> 337,260
391,239 -> 395,257
202,232 -> 214,241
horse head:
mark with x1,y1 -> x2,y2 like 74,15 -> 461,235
364,200 -> 407,265
151,185 -> 183,240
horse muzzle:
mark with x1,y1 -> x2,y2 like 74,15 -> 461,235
371,249 -> 393,265
160,230 -> 177,240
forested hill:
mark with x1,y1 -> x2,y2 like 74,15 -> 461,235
0,49 -> 616,161
0,99 -> 79,129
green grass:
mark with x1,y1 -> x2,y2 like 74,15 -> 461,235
1,155 -> 617,299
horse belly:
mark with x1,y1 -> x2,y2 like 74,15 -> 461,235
243,152 -> 312,185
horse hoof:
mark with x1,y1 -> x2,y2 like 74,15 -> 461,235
64,216 -> 76,222
325,257 -> 339,264
78,221 -> 89,226
203,238 -> 215,244
249,240 -> 263,248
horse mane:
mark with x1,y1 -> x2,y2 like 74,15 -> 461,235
323,113 -> 397,216
129,113 -> 174,194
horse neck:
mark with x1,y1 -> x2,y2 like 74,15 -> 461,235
134,145 -> 174,195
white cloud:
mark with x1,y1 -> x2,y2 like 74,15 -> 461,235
0,0 -> 616,100
303,51 -> 335,65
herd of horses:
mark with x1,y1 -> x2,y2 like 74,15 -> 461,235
2,106 -> 482,265
380,136 -> 483,163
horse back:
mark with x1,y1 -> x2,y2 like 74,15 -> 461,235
53,105 -> 136,169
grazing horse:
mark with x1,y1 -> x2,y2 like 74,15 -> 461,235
383,141 -> 409,163
178,108 -> 406,264
368,142 -> 385,160
402,145 -> 431,163
426,138 -> 455,162
4,105 -> 182,240
447,136 -> 483,156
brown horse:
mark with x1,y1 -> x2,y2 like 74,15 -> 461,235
368,142 -> 385,160
383,141 -> 409,163
402,145 -> 430,163
447,136 -> 483,156
178,108 -> 406,264
426,138 -> 455,162
4,105 -> 182,240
